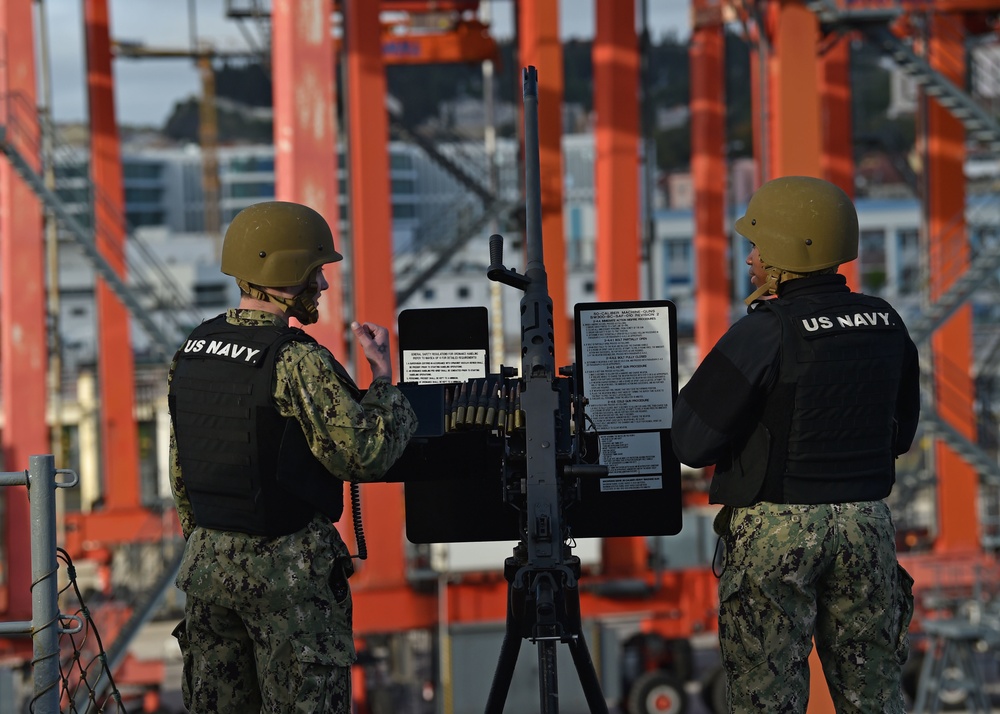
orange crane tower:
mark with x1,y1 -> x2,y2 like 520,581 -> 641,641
0,0 -> 47,626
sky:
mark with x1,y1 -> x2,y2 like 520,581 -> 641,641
40,0 -> 690,127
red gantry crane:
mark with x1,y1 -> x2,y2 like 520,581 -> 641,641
0,0 -> 997,711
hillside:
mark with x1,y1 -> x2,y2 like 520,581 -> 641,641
160,33 -> 910,174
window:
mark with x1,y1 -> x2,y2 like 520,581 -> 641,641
457,285 -> 470,299
228,156 -> 274,173
390,152 -> 413,170
194,283 -> 230,307
125,187 -> 163,203
56,186 -> 90,204
897,228 -> 920,295
860,229 -> 887,293
229,182 -> 275,198
393,203 -> 417,219
127,210 -> 165,227
57,163 -> 89,180
665,239 -> 691,285
391,178 -> 416,194
124,162 -> 162,180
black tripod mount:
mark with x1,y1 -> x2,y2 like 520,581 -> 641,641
483,544 -> 609,714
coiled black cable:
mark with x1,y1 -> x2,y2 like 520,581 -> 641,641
349,482 -> 368,560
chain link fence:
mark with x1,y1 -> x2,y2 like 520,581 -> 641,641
0,456 -> 129,714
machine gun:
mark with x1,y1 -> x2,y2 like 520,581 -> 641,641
480,65 -> 607,714
385,66 -> 682,714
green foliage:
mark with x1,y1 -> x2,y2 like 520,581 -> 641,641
656,126 -> 690,169
162,96 -> 272,144
163,98 -> 200,141
562,40 -> 593,108
215,62 -> 272,107
386,62 -> 486,127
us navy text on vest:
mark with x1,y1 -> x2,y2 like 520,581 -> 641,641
800,311 -> 893,333
182,338 -> 263,364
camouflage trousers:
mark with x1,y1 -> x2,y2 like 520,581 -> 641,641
717,500 -> 914,713
173,575 -> 355,713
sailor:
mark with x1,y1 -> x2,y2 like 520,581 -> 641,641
672,176 -> 920,712
168,200 -> 417,713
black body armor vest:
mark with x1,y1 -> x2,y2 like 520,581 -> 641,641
710,292 -> 907,506
169,316 -> 344,536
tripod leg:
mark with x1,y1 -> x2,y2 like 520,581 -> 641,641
561,563 -> 608,714
538,638 -> 560,714
484,586 -> 525,714
567,632 -> 609,714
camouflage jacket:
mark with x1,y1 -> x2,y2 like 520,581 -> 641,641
169,309 -> 417,611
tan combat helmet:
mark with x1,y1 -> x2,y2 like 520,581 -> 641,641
221,201 -> 342,323
735,176 -> 859,304
222,200 -> 342,287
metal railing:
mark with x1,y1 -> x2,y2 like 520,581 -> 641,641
0,455 -> 78,712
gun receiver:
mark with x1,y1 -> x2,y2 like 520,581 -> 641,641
487,66 -> 567,571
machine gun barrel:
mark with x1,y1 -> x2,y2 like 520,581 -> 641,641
520,66 -> 555,380
512,66 -> 563,574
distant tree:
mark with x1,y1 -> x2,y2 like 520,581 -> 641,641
386,61 -> 487,129
162,95 -> 271,144
215,61 -> 272,107
725,32 -> 753,161
563,39 -> 593,108
163,98 -> 200,142
158,31 -> 915,181
641,30 -> 753,171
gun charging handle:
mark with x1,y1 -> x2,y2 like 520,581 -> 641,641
488,233 -> 530,291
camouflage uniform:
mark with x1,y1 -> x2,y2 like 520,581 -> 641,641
169,309 -> 417,713
719,501 -> 914,712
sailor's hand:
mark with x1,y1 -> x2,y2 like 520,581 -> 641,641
351,321 -> 392,380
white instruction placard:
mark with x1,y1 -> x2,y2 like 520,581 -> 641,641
599,431 -> 663,477
578,304 -> 673,432
402,349 -> 487,384
599,475 -> 663,493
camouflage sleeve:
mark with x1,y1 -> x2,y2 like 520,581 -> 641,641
273,341 -> 418,482
166,359 -> 198,539
168,425 -> 198,539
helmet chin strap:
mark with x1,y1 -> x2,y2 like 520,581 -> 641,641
287,287 -> 321,325
237,279 -> 321,325
743,270 -> 779,306
743,266 -> 816,306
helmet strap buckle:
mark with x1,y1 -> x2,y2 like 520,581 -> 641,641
743,271 -> 779,306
